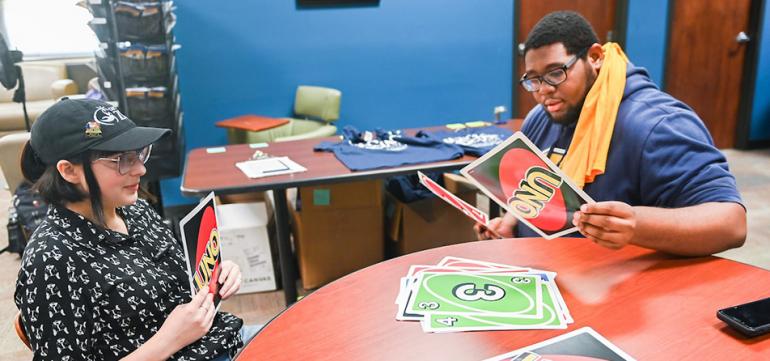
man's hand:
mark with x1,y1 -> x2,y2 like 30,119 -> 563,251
474,212 -> 518,240
218,260 -> 242,300
573,201 -> 637,250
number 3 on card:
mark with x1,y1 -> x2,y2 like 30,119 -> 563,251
419,301 -> 440,310
452,283 -> 506,302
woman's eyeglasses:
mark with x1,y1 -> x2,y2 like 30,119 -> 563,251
519,48 -> 588,92
94,145 -> 152,175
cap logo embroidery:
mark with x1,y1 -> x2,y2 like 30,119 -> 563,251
93,105 -> 128,126
85,121 -> 102,137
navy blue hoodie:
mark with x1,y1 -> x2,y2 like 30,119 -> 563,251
517,64 -> 743,237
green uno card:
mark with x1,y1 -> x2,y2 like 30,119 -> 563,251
422,282 -> 567,332
405,272 -> 542,318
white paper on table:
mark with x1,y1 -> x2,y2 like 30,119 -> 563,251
235,156 -> 307,178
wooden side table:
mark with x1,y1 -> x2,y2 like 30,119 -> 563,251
215,114 -> 290,132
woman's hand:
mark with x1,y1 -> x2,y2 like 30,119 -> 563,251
158,288 -> 216,351
121,282 -> 220,360
218,260 -> 242,300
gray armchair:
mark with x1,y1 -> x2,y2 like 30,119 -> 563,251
0,62 -> 80,138
0,132 -> 30,193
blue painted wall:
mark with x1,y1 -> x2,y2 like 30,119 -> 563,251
750,0 -> 770,141
625,0 -> 669,87
160,0 -> 769,207
162,0 -> 514,206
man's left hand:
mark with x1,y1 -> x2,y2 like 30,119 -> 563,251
573,201 -> 636,250
217,260 -> 242,300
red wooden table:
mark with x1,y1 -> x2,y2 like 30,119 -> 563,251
238,237 -> 770,360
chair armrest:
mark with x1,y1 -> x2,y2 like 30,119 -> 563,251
274,125 -> 337,142
51,79 -> 79,99
0,132 -> 31,194
15,312 -> 31,350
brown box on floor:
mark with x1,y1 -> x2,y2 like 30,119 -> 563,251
290,180 -> 384,289
218,192 -> 266,204
215,194 -> 280,293
386,173 -> 478,256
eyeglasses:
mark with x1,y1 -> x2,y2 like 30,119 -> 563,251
519,48 -> 588,92
94,145 -> 152,175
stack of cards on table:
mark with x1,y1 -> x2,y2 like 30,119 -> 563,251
395,256 -> 572,333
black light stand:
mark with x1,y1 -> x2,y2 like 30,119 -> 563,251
11,64 -> 30,131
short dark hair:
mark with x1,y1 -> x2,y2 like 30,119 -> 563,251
34,151 -> 107,227
523,11 -> 599,57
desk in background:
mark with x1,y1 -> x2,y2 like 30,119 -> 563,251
181,120 -> 523,305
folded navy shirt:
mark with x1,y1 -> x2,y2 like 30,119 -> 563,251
386,171 -> 445,203
422,126 -> 514,157
314,126 -> 464,171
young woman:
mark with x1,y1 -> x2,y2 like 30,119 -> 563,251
15,99 -> 257,360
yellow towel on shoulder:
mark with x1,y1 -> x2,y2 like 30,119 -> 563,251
560,42 -> 629,188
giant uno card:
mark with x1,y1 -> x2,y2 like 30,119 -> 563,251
422,282 -> 567,333
417,171 -> 489,226
179,191 -> 223,307
460,132 -> 594,239
484,327 -> 636,361
405,272 -> 543,318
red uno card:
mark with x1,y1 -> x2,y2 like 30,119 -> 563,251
460,132 -> 594,239
179,192 -> 223,307
417,171 -> 489,226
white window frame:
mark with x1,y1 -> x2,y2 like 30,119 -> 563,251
1,0 -> 98,60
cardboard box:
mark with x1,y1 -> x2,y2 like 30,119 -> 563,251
291,180 -> 384,289
218,202 -> 278,293
218,192 -> 266,204
386,173 -> 479,256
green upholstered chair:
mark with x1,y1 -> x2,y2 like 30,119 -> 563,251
227,85 -> 341,144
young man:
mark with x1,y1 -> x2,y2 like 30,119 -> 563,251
477,11 -> 745,256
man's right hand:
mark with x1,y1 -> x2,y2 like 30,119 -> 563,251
474,212 -> 518,240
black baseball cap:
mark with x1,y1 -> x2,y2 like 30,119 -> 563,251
21,98 -> 170,182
